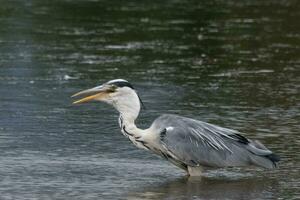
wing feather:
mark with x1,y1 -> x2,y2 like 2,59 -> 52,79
151,114 -> 278,168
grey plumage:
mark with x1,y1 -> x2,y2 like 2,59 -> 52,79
151,114 -> 279,169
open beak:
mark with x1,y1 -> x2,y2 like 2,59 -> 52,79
71,85 -> 110,104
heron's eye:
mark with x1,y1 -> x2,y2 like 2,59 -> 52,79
108,84 -> 118,92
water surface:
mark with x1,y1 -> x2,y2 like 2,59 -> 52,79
0,0 -> 299,199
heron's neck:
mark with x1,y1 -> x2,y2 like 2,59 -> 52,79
113,90 -> 144,136
118,113 -> 150,150
119,112 -> 138,129
118,112 -> 144,138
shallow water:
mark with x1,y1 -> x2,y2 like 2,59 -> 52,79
0,0 -> 299,199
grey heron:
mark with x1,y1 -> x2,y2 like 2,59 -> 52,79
72,79 -> 280,176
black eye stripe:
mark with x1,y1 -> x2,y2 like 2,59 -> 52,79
111,81 -> 134,89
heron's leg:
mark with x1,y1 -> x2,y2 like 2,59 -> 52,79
187,166 -> 203,176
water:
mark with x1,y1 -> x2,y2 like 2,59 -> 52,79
0,0 -> 299,199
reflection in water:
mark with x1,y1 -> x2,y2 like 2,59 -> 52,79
128,176 -> 278,200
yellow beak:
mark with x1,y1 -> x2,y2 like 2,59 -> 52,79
71,86 -> 109,104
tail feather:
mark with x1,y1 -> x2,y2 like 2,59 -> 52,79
247,140 -> 280,169
265,153 -> 280,164
250,153 -> 279,169
253,140 -> 268,150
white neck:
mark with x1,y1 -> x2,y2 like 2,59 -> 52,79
112,88 -> 144,136
118,107 -> 143,137
117,110 -> 148,152
111,88 -> 150,150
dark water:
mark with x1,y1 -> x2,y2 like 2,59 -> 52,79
0,0 -> 299,199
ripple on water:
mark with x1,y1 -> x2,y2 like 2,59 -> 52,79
0,0 -> 299,199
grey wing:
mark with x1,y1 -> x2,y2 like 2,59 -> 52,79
153,114 -> 279,169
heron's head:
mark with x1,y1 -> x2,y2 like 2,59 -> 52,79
72,79 -> 143,121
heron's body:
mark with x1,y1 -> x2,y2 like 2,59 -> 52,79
72,79 -> 279,176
